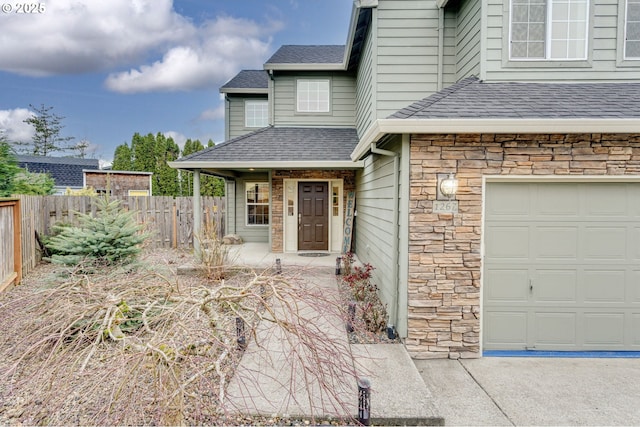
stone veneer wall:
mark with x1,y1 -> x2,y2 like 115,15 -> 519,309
407,133 -> 640,359
270,170 -> 356,253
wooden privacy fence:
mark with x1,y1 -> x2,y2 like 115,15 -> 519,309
0,199 -> 22,291
17,195 -> 225,277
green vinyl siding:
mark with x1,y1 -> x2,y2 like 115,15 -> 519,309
354,136 -> 404,333
226,95 -> 269,140
456,0 -> 482,79
272,72 -> 356,127
356,14 -> 376,137
483,0 -> 640,81
375,1 -> 442,118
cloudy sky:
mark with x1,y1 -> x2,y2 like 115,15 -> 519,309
0,0 -> 352,163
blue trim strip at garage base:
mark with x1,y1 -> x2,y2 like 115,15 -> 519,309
484,350 -> 640,358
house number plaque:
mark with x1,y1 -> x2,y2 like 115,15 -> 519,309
433,200 -> 458,214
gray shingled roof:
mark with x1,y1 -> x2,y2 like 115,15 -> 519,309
391,76 -> 640,119
220,70 -> 269,90
176,127 -> 358,163
17,155 -> 99,187
265,45 -> 345,64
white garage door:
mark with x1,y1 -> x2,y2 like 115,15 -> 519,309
483,182 -> 640,351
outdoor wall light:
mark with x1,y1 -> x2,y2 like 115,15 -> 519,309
438,173 -> 458,199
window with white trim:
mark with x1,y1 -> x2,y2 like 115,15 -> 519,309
510,0 -> 589,60
246,182 -> 269,225
296,79 -> 330,112
245,100 -> 268,128
626,0 -> 640,58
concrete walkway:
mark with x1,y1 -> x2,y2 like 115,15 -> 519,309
222,244 -> 442,425
415,357 -> 640,426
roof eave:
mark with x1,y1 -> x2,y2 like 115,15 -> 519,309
263,63 -> 346,71
352,118 -> 640,160
219,88 -> 268,94
345,1 -> 377,65
169,160 -> 364,170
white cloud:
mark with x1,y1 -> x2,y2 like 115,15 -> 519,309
0,108 -> 35,143
105,16 -> 279,93
0,0 -> 193,76
0,1 -> 281,93
164,131 -> 187,149
198,105 -> 225,121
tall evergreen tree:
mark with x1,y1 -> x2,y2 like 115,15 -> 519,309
131,133 -> 155,172
180,138 -> 224,197
153,133 -> 179,196
21,104 -> 75,156
112,143 -> 133,170
0,137 -> 20,196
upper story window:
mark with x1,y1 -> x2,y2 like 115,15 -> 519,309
296,79 -> 330,113
245,100 -> 268,128
510,0 -> 589,60
626,0 -> 640,59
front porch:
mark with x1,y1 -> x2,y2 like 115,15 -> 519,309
226,242 -> 346,269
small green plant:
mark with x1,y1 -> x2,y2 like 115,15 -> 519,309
45,196 -> 148,269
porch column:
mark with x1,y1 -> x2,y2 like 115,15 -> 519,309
193,169 -> 201,255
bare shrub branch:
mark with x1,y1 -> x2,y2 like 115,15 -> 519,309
0,253 -> 358,425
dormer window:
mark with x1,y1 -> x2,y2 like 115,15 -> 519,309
245,100 -> 269,128
510,0 -> 589,60
626,0 -> 640,59
296,79 -> 330,113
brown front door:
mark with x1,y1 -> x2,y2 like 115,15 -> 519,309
298,182 -> 329,251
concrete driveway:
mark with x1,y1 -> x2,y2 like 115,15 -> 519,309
414,357 -> 640,426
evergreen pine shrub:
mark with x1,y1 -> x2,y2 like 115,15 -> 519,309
45,197 -> 148,268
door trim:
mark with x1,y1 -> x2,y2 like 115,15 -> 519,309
283,179 -> 343,253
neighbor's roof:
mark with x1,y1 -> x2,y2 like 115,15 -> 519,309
264,45 -> 346,70
391,76 -> 640,119
17,155 -> 99,187
220,70 -> 269,94
171,126 -> 361,170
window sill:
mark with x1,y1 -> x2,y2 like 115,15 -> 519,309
503,59 -> 592,69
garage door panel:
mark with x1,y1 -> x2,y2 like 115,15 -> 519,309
485,226 -> 529,259
584,313 -> 625,346
485,183 -> 530,216
534,227 -> 578,260
484,182 -> 640,352
534,312 -> 577,345
629,187 -> 640,216
534,270 -> 577,302
484,312 -> 528,347
583,184 -> 627,217
583,226 -> 627,260
631,228 -> 640,260
535,184 -> 579,217
485,269 -> 529,302
584,270 -> 626,303
633,314 -> 640,345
